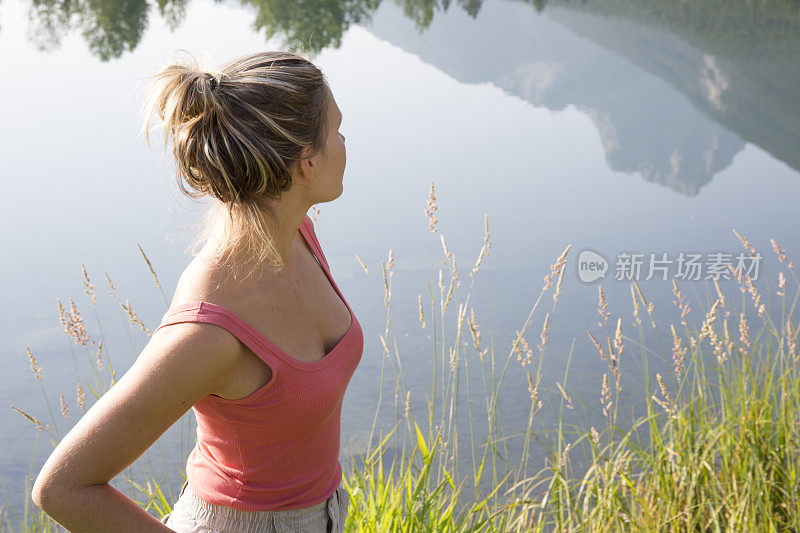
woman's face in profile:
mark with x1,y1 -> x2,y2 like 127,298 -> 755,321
295,87 -> 347,202
322,89 -> 347,198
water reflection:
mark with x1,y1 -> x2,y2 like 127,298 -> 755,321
13,0 -> 800,193
368,0 -> 800,195
27,0 -> 152,59
247,0 -> 379,53
3,0 -> 799,516
23,0 -> 381,60
547,0 -> 800,192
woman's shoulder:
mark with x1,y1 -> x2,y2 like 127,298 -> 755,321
157,254 -> 250,333
163,213 -> 315,321
171,243 -> 259,304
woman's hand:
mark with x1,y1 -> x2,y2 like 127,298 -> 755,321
31,320 -> 242,532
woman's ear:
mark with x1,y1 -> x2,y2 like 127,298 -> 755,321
296,145 -> 315,182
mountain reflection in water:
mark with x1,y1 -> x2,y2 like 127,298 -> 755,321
13,0 -> 798,193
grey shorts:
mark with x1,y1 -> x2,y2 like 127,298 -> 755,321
160,480 -> 350,533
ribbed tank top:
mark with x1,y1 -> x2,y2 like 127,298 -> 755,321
154,215 -> 363,511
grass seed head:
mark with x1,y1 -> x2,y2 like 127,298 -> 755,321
26,347 -> 41,382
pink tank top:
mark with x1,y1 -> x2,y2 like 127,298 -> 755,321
154,215 -> 363,511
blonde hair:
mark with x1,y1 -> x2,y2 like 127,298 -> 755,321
139,49 -> 332,280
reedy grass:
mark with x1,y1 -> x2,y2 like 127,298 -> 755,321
3,184 -> 800,531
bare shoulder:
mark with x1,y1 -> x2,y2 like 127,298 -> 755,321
166,245 -> 269,316
156,256 -> 246,355
169,251 -> 229,306
154,254 -> 251,363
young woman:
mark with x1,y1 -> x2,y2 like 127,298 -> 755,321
31,50 -> 363,532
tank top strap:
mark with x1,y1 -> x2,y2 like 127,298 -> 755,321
153,302 -> 286,368
300,215 -> 331,273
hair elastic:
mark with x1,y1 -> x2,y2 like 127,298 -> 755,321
205,72 -> 219,91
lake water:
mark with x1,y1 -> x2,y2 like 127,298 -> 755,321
2,0 -> 799,521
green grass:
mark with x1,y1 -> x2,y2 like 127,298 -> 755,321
3,197 -> 800,531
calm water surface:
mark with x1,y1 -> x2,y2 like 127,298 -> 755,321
1,0 -> 799,518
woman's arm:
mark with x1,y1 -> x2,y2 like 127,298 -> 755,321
31,321 -> 242,532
